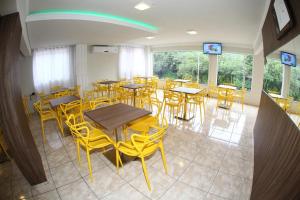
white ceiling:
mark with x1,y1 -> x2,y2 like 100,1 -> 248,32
27,0 -> 267,49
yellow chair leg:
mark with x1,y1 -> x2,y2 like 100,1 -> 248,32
160,144 -> 168,174
76,141 -> 81,167
141,157 -> 151,191
116,150 -> 119,173
86,150 -> 93,181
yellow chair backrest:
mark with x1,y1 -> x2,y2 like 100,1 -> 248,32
89,97 -> 109,110
65,115 -> 114,148
33,100 -> 43,114
60,100 -> 83,120
130,119 -> 168,155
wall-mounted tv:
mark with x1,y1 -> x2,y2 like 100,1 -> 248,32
203,43 -> 222,55
281,51 -> 297,67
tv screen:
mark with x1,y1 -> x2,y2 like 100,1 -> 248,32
281,51 -> 297,67
203,43 -> 222,55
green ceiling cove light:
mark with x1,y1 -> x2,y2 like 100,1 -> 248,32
29,9 -> 158,32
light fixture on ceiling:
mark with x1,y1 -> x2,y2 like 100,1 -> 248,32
186,30 -> 198,35
135,2 -> 151,11
146,36 -> 155,39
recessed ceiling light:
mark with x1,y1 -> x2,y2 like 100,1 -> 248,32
135,2 -> 151,11
146,36 -> 155,39
186,30 -> 198,35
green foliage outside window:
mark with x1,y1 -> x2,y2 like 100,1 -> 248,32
153,51 -> 209,84
289,66 -> 300,101
217,53 -> 253,90
263,58 -> 283,94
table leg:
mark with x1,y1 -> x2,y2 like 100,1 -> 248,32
183,93 -> 188,119
133,89 -> 136,107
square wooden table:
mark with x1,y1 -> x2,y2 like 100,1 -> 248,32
85,103 -> 151,165
49,95 -> 80,109
85,103 -> 151,137
50,88 -> 69,95
98,80 -> 120,97
121,84 -> 145,106
170,87 -> 204,121
173,79 -> 191,86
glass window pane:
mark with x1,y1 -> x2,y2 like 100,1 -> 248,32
263,58 -> 283,94
217,53 -> 253,90
289,66 -> 300,101
153,51 -> 209,84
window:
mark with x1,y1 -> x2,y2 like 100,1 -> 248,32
289,66 -> 300,101
153,51 -> 209,84
263,58 -> 283,94
33,46 -> 75,93
218,53 -> 253,90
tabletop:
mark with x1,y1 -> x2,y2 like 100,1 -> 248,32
173,79 -> 191,83
49,95 -> 80,109
218,85 -> 237,90
50,88 -> 69,94
98,80 -> 120,85
85,103 -> 151,131
121,84 -> 145,90
171,87 -> 204,95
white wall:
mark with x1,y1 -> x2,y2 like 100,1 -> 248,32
87,47 -> 119,88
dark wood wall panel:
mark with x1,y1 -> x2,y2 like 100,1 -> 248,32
0,13 -> 46,185
250,92 -> 300,200
262,0 -> 300,56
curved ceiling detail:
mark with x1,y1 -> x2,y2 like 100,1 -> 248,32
26,9 -> 158,33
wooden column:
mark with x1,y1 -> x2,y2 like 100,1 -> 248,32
0,13 -> 46,185
250,91 -> 300,200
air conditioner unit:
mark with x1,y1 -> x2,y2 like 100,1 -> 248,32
91,45 -> 118,54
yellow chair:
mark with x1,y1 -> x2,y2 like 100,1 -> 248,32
216,88 -> 234,109
125,97 -> 163,138
0,129 -> 10,160
22,95 -> 31,119
89,97 -> 110,110
82,90 -> 97,111
275,97 -> 293,112
34,100 -> 62,143
162,91 -> 183,126
65,114 -> 118,180
165,79 -> 176,90
69,85 -> 81,97
116,120 -> 168,190
233,88 -> 247,111
187,90 -> 206,123
58,100 -> 84,136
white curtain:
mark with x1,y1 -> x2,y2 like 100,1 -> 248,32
75,44 -> 88,96
33,46 -> 75,93
119,46 -> 152,80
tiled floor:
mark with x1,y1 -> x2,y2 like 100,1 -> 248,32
0,98 -> 258,200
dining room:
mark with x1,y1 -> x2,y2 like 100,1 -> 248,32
1,0 -> 300,200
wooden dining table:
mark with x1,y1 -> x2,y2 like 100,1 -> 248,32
98,80 -> 120,97
171,87 -> 204,121
121,84 -> 145,107
49,95 -> 80,109
50,88 -> 69,95
173,79 -> 191,86
85,103 -> 151,165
